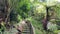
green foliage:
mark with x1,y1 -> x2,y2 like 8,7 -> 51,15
0,23 -> 6,32
9,0 -> 60,34
10,0 -> 31,23
0,0 -> 60,34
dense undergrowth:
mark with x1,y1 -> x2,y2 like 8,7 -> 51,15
0,0 -> 60,34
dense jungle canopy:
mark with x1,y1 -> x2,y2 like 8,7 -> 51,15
0,0 -> 60,34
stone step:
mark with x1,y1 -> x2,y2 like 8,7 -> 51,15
22,31 -> 30,33
22,31 -> 30,34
